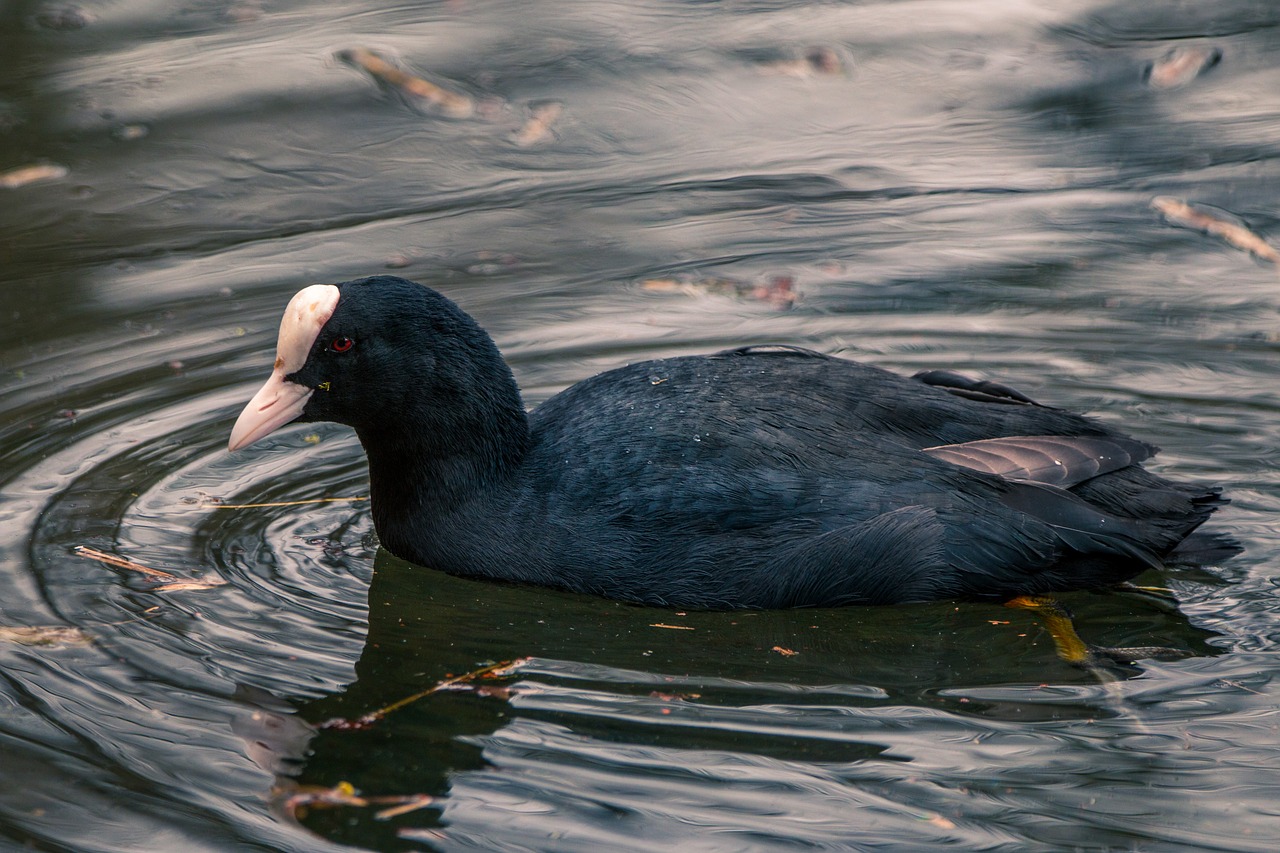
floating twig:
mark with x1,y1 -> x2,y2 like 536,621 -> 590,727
74,545 -> 227,591
150,580 -> 228,592
74,546 -> 179,582
206,495 -> 369,509
318,657 -> 531,730
1151,196 -> 1280,266
274,783 -> 437,827
339,48 -> 474,118
373,794 -> 436,821
0,163 -> 68,189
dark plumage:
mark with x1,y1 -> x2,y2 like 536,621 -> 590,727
230,275 -> 1229,609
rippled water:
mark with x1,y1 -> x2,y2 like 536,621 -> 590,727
3,0 -> 1280,850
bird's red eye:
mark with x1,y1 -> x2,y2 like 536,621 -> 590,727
331,336 -> 354,353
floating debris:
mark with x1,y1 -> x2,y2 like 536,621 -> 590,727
74,545 -> 227,591
338,48 -> 474,118
373,794 -> 436,821
399,828 -> 448,843
0,626 -> 93,647
1151,196 -> 1280,265
1146,46 -> 1221,90
275,782 -> 367,822
640,273 -> 796,308
318,657 -> 530,730
759,46 -> 846,77
112,124 -> 149,141
273,783 -> 441,826
0,163 -> 69,189
203,495 -> 369,509
771,645 -> 799,657
75,545 -> 179,582
650,690 -> 702,701
650,623 -> 694,630
150,580 -> 228,592
512,101 -> 562,147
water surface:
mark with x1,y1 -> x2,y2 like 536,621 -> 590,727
2,1 -> 1280,850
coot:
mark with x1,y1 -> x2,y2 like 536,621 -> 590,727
229,275 -> 1226,609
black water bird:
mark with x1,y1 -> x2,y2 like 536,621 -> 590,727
229,275 -> 1227,610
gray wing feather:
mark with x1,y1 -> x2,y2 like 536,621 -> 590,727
923,435 -> 1154,488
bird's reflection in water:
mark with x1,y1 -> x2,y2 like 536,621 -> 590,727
236,548 -> 1224,848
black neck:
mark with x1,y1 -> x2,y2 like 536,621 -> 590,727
356,373 -> 530,568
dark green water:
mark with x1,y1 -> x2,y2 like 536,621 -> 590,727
2,1 -> 1279,850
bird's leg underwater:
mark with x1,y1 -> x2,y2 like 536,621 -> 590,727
1003,595 -> 1191,667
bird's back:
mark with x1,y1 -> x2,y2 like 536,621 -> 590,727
461,348 -> 1222,607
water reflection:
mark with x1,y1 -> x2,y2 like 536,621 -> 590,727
276,551 -> 1241,849
2,0 -> 1280,850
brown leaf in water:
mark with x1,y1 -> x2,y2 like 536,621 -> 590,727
771,646 -> 799,657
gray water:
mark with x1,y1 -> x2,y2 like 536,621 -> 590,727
2,1 -> 1279,850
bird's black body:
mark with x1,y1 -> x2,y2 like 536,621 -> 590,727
266,275 -> 1226,609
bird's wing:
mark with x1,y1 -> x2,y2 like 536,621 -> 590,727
922,435 -> 1154,488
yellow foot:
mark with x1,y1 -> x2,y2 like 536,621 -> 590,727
1003,595 -> 1190,667
1004,595 -> 1090,664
